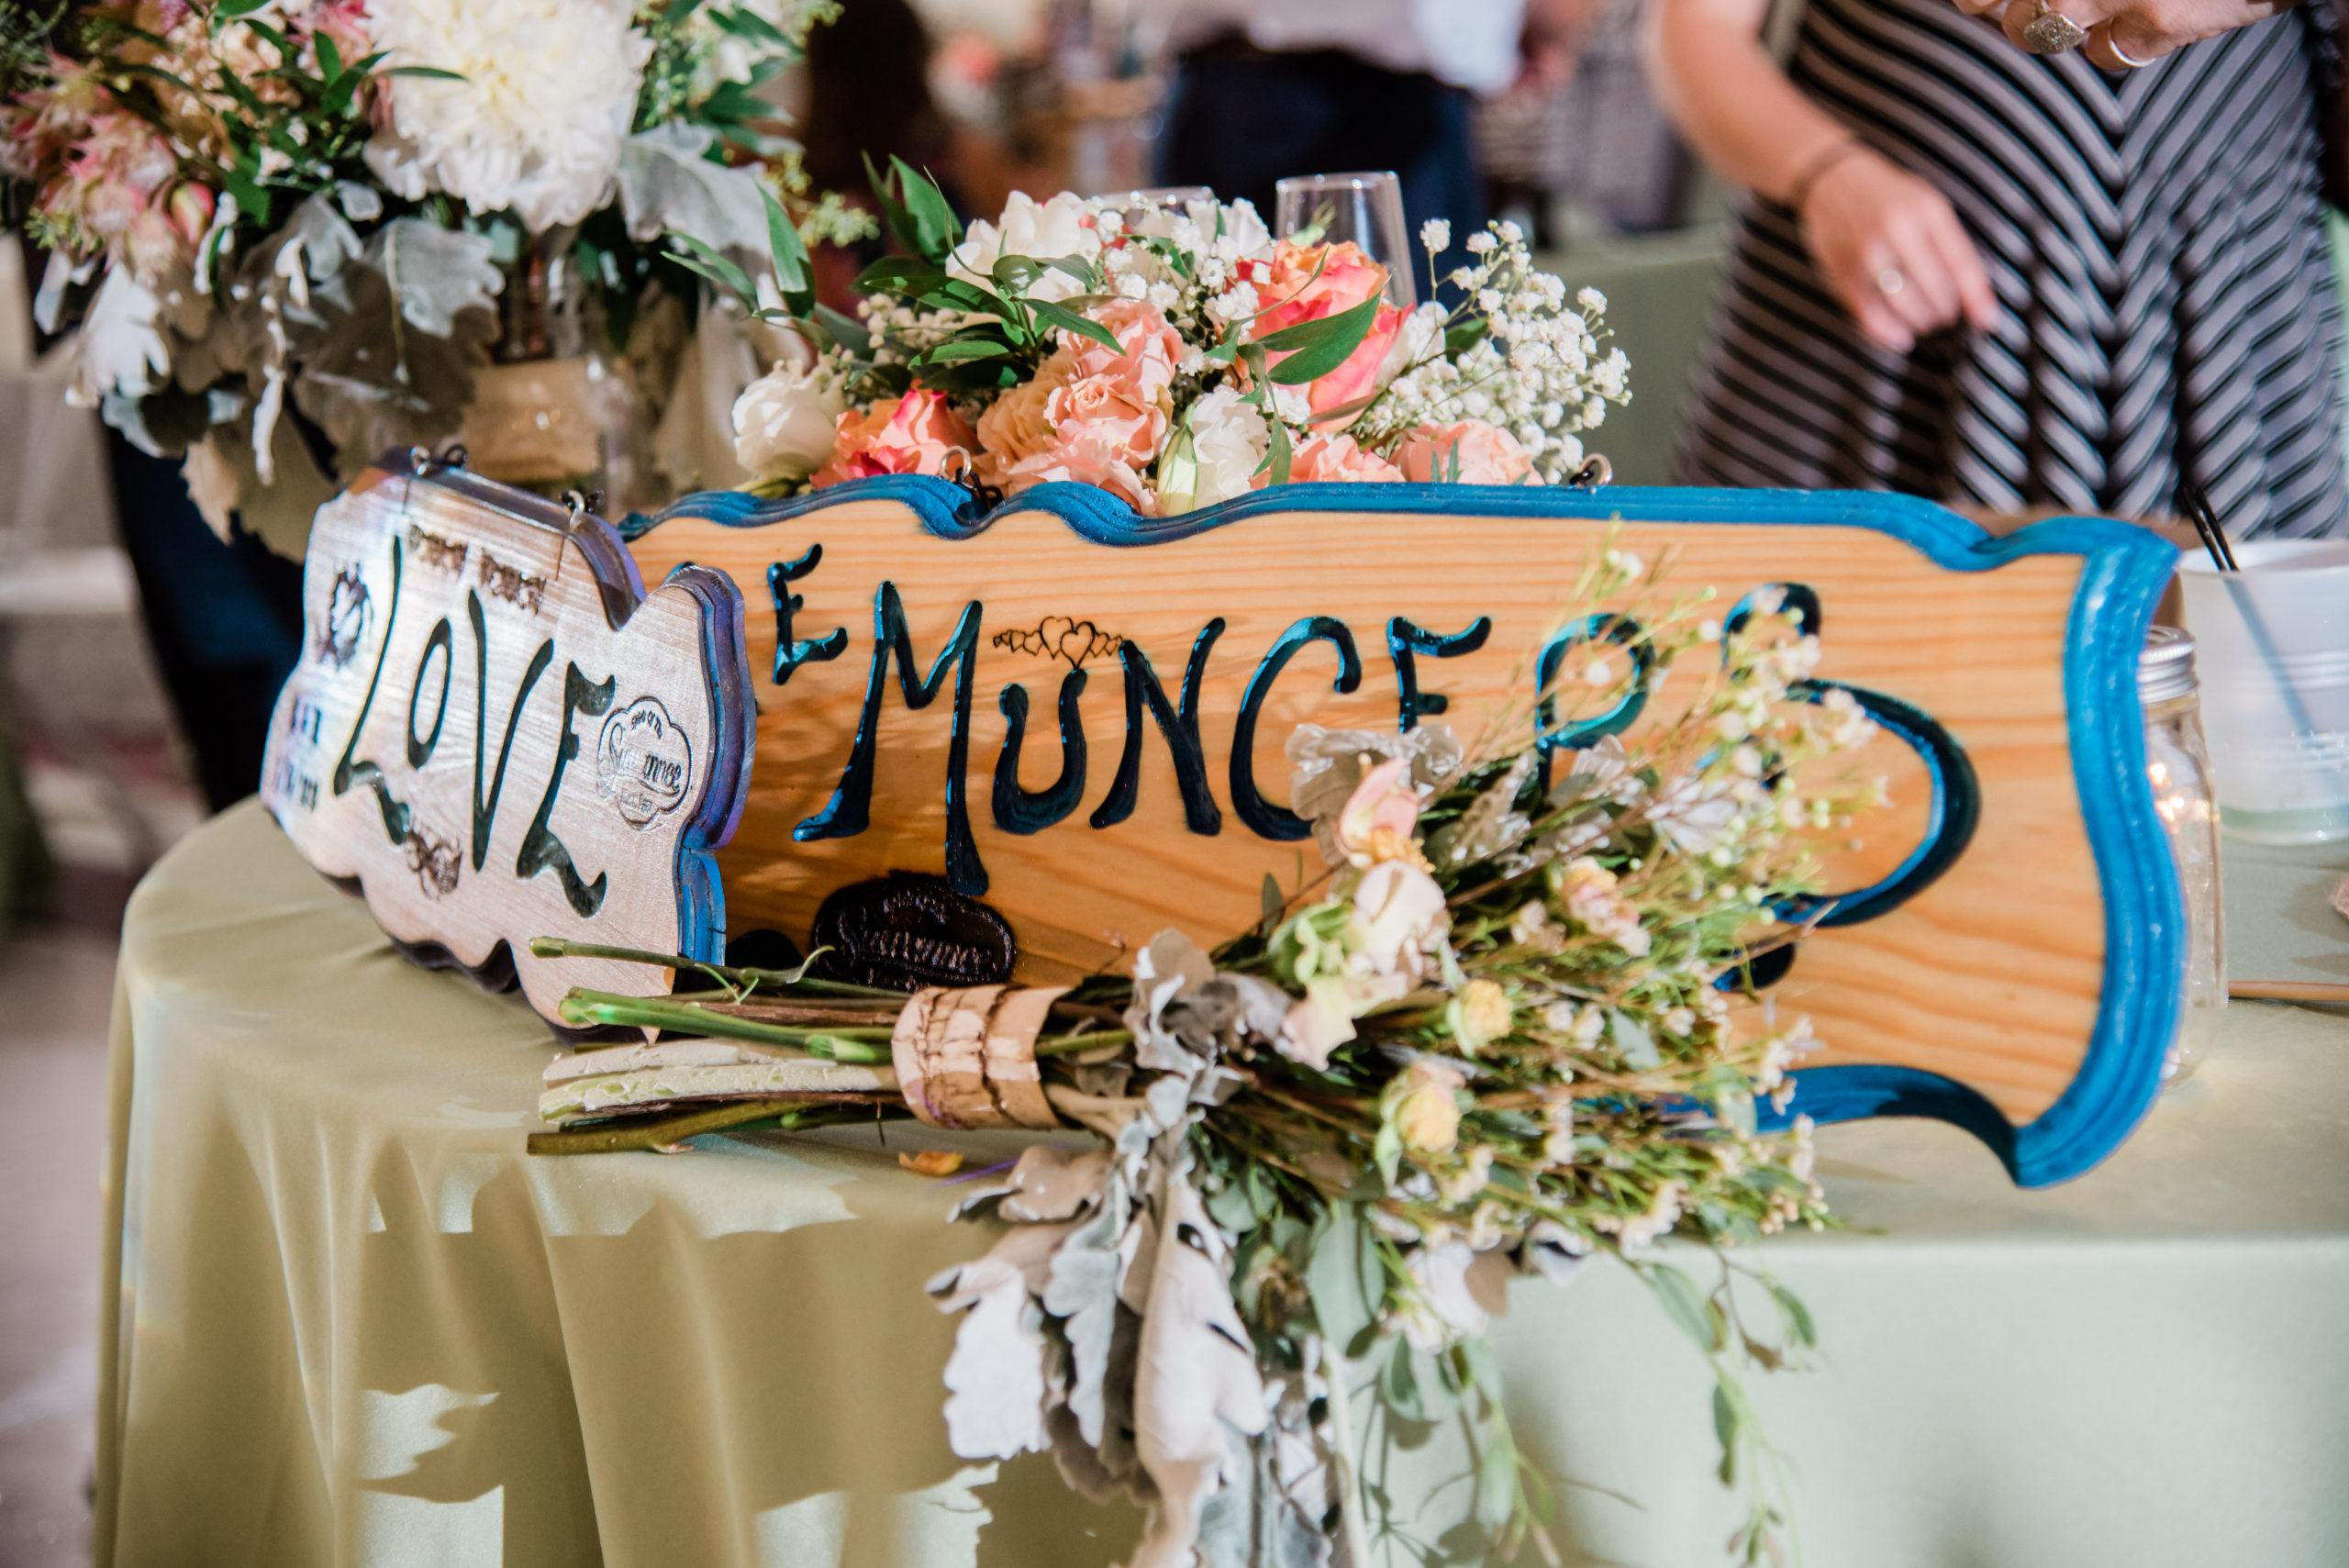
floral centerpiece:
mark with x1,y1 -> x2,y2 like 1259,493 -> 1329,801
721,166 -> 1631,514
530,550 -> 1880,1565
1,0 -> 863,549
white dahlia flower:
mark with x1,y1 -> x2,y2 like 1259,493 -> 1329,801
363,0 -> 653,233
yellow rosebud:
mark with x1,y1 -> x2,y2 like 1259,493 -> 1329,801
1395,1061 -> 1465,1153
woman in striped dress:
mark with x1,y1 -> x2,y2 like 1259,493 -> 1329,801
1648,0 -> 2347,538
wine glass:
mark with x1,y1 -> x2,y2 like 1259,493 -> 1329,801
1095,185 -> 1216,213
1274,171 -> 1417,310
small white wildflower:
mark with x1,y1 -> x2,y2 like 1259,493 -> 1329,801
1420,217 -> 1452,254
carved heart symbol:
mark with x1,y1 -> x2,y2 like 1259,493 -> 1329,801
1036,615 -> 1082,667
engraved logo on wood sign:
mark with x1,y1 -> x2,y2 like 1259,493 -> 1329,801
262,453 -> 755,1025
812,873 -> 1017,991
596,696 -> 694,828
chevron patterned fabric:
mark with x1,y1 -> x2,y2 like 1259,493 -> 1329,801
1679,0 -> 2348,538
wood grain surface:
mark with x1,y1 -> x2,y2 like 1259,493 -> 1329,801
630,494 -> 2116,1123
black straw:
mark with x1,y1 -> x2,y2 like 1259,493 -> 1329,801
2179,481 -> 2239,573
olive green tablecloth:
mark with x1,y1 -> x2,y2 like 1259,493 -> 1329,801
96,802 -> 2349,1567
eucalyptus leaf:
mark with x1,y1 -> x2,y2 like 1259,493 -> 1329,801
920,339 -> 1013,363
890,154 -> 962,261
1259,293 -> 1382,385
666,233 -> 755,302
1648,1264 -> 1721,1354
1029,297 -> 1122,355
812,303 -> 870,354
862,150 -> 921,259
762,187 -> 812,306
1381,1340 -> 1427,1422
1713,1384 -> 1739,1484
1774,1284 -> 1816,1348
1611,1010 -> 1661,1070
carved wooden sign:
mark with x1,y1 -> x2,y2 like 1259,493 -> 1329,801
626,478 -> 2179,1186
262,452 -> 754,1021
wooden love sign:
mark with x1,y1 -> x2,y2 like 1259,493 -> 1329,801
624,477 -> 2182,1185
262,452 -> 754,1020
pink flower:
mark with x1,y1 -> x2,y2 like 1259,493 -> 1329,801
1395,420 -> 1535,485
1248,239 -> 1407,422
1335,757 -> 1426,867
810,391 -> 979,488
1286,431 -> 1402,484
1063,297 -> 1185,406
997,439 -> 1153,511
974,350 -> 1075,482
164,183 -> 214,246
974,299 -> 1184,506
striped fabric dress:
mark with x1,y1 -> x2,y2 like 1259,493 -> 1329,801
1677,0 -> 2349,538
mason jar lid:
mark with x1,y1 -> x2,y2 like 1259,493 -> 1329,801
2141,625 -> 2199,703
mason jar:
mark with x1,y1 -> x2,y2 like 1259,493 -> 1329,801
2142,626 -> 2225,1082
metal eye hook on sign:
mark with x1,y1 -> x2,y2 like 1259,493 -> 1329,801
938,446 -> 1006,523
1566,453 -> 1612,492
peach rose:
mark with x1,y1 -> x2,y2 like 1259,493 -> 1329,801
1064,297 -> 1186,407
1249,239 -> 1407,422
974,350 -> 1076,484
1286,431 -> 1402,484
1044,373 -> 1165,470
1394,420 -> 1535,485
810,391 -> 977,488
999,438 -> 1153,511
974,299 -> 1183,504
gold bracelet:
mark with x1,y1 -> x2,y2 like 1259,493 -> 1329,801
1784,137 -> 1865,213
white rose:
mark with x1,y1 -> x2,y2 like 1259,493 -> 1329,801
948,192 -> 1103,302
1181,385 -> 1268,510
731,360 -> 844,483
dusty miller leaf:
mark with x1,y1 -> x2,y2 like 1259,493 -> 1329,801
617,124 -> 774,251
360,219 -> 501,336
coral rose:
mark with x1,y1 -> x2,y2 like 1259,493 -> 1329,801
1249,239 -> 1406,422
1065,297 -> 1186,406
1286,431 -> 1402,484
1395,420 -> 1535,485
809,391 -> 977,488
998,439 -> 1153,511
974,300 -> 1185,505
973,350 -> 1076,483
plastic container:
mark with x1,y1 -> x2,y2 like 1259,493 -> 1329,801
2140,628 -> 2224,1083
2176,539 -> 2349,843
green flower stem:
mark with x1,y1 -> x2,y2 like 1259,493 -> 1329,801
527,1097 -> 887,1156
528,936 -> 907,999
555,991 -> 894,1062
1030,1029 -> 1134,1058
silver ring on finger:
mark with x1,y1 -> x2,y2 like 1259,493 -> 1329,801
2105,29 -> 2152,66
1876,267 -> 1907,296
2021,0 -> 2089,53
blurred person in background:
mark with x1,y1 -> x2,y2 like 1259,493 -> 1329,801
1148,0 -> 1526,302
1649,0 -> 2347,536
799,0 -> 967,310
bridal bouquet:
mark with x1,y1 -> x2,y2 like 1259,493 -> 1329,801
722,165 -> 1631,514
2,0 -> 858,547
531,550 -> 1876,1565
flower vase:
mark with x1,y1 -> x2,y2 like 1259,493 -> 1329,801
457,233 -> 651,513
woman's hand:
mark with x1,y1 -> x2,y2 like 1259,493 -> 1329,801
1954,0 -> 2296,65
1798,148 -> 1999,351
